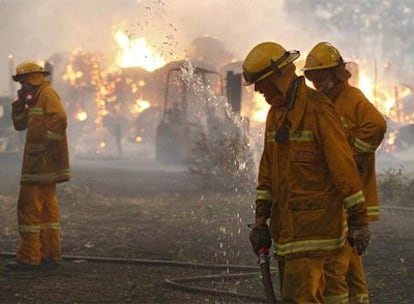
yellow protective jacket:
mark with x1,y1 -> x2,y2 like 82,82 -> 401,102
12,81 -> 70,185
328,82 -> 386,222
257,77 -> 368,259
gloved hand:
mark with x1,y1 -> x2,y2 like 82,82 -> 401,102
12,96 -> 26,112
255,199 -> 272,225
348,225 -> 371,255
248,224 -> 271,254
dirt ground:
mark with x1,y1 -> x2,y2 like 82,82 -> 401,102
0,153 -> 413,304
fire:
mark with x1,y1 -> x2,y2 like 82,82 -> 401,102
63,65 -> 83,85
358,71 -> 394,116
358,70 -> 412,123
132,98 -> 151,115
114,29 -> 166,71
75,111 -> 88,122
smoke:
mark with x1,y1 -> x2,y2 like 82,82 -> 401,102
0,0 -> 298,94
2,0 -> 410,96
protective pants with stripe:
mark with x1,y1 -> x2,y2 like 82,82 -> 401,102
282,256 -> 326,303
16,184 -> 61,265
347,248 -> 369,304
324,241 -> 369,304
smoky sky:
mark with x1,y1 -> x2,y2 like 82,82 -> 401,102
0,0 -> 406,95
0,0 -> 311,94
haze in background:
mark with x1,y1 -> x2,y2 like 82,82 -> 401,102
0,0 -> 335,94
1,0 -> 413,99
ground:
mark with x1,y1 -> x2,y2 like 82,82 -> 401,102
0,152 -> 413,304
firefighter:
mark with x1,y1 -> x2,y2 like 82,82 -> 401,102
303,41 -> 386,304
6,60 -> 70,271
243,42 -> 371,303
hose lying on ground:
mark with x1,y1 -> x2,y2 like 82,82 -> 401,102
0,252 -> 278,303
1,206 -> 410,302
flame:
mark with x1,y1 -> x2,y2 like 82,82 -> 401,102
63,65 -> 83,85
358,72 -> 394,115
75,111 -> 88,122
114,30 -> 166,71
358,70 -> 412,123
132,98 -> 151,115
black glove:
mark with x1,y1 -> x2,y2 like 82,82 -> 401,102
255,199 -> 272,225
248,224 -> 271,254
12,98 -> 26,112
348,225 -> 371,255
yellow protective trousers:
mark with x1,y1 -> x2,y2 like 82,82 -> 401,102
16,184 -> 61,265
347,249 -> 369,304
324,242 -> 369,304
282,256 -> 326,303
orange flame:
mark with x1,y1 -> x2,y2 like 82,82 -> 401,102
132,98 -> 151,115
358,70 -> 412,123
114,30 -> 166,71
63,65 -> 83,85
75,111 -> 88,122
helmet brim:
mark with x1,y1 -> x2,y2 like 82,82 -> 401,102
302,60 -> 350,72
12,70 -> 50,82
243,50 -> 300,86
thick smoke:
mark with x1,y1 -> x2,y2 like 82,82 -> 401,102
0,0 -> 293,94
1,0 -> 413,95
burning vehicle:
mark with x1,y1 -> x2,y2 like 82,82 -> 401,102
4,26 -> 413,182
155,62 -> 243,164
37,33 -> 257,186
153,60 -> 255,185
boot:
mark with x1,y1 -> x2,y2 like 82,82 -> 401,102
5,260 -> 40,272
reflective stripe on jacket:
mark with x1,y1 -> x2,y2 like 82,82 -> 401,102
328,82 -> 386,222
12,82 -> 71,185
257,77 -> 367,258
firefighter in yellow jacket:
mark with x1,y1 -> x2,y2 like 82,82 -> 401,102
6,60 -> 70,271
303,42 -> 386,304
243,42 -> 371,303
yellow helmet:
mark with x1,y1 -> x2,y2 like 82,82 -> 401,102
303,41 -> 345,71
242,42 -> 300,86
12,60 -> 50,83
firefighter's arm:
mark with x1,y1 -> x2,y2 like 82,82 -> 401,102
346,196 -> 371,255
352,96 -> 387,170
11,92 -> 29,131
255,108 -> 274,225
250,188 -> 272,254
249,110 -> 273,254
316,102 -> 371,253
250,149 -> 273,254
44,87 -> 67,145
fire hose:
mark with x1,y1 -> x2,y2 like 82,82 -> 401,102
0,251 -> 278,303
2,206 -> 411,302
257,248 -> 277,303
